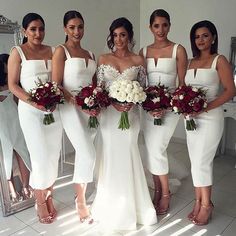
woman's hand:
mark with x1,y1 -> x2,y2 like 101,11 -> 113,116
0,95 -> 7,102
112,102 -> 133,112
30,101 -> 47,111
149,109 -> 166,118
183,110 -> 204,118
81,107 -> 101,117
68,96 -> 76,105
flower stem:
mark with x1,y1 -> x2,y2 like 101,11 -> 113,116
118,111 -> 130,130
88,116 -> 99,128
154,118 -> 162,125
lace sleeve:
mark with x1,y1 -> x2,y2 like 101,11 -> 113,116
96,65 -> 105,83
137,66 -> 147,87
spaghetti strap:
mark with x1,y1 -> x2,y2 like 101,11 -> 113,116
59,44 -> 71,59
187,59 -> 192,69
211,55 -> 220,69
51,47 -> 55,54
12,46 -> 27,61
88,51 -> 95,60
142,47 -> 147,58
172,44 -> 179,58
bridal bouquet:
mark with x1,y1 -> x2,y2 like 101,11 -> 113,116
75,82 -> 111,128
142,84 -> 171,125
28,79 -> 64,125
109,79 -> 146,130
170,85 -> 207,131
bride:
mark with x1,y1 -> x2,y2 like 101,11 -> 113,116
91,17 -> 157,232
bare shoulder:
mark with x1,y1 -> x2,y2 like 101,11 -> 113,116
176,44 -> 187,54
9,47 -> 21,62
131,53 -> 145,66
216,54 -> 231,68
98,53 -> 113,65
53,44 -> 66,57
54,44 -> 65,53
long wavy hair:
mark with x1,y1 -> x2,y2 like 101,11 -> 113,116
107,17 -> 135,52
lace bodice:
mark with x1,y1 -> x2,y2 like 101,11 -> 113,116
97,64 -> 146,87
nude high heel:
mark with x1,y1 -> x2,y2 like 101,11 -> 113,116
156,192 -> 171,215
188,199 -> 201,221
75,196 -> 94,224
35,201 -> 53,224
192,202 -> 214,226
153,189 -> 162,209
46,195 -> 57,220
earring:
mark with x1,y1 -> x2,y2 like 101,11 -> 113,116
24,35 -> 27,38
212,41 -> 215,45
65,32 -> 67,36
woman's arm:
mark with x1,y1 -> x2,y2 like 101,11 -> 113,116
176,45 -> 188,86
8,48 -> 46,110
52,46 -> 74,103
206,55 -> 236,111
8,48 -> 29,103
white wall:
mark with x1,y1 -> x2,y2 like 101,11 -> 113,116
0,0 -> 140,154
0,0 -> 140,57
140,0 -> 236,152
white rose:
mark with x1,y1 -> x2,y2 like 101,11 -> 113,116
192,87 -> 198,92
152,97 -> 160,103
173,106 -> 179,113
84,97 -> 90,105
127,94 -> 134,103
179,95 -> 184,100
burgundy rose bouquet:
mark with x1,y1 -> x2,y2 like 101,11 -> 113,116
28,79 -> 64,125
75,83 -> 111,128
142,84 -> 171,125
170,85 -> 208,130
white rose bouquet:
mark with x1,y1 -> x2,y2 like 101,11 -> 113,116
109,79 -> 146,130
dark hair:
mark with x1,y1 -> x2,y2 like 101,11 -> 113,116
63,10 -> 84,42
107,17 -> 135,51
149,9 -> 171,26
0,54 -> 9,65
22,13 -> 45,44
190,20 -> 218,57
0,60 -> 7,86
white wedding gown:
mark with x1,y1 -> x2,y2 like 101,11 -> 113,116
91,64 -> 157,231
0,90 -> 31,179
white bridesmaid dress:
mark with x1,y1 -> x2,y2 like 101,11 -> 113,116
91,64 -> 157,231
141,45 -> 181,175
0,90 -> 31,179
185,55 -> 224,187
14,46 -> 63,190
58,45 -> 96,183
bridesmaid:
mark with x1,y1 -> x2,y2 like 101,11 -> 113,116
8,13 -> 63,224
140,9 -> 187,214
186,20 -> 235,225
52,10 -> 97,224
